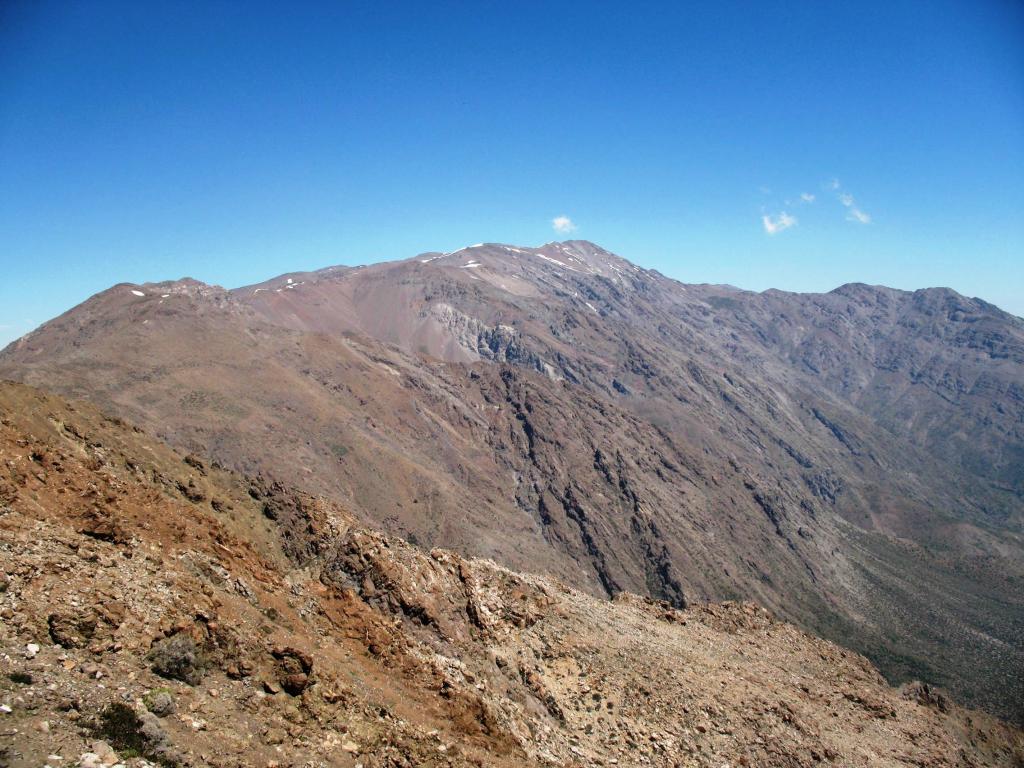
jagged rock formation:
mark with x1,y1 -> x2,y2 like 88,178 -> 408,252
1,241 -> 1022,723
1,381 -> 1021,767
425,303 -> 556,377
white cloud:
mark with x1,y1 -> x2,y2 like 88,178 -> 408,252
551,215 -> 577,234
829,181 -> 871,224
762,212 -> 797,235
761,180 -> 871,230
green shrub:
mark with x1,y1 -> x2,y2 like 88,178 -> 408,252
95,702 -> 146,757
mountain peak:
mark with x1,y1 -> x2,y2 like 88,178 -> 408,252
393,240 -> 643,287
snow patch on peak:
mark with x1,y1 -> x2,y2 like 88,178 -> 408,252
537,253 -> 580,272
445,244 -> 484,257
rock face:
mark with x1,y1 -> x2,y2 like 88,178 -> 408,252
0,380 -> 1021,767
1,241 -> 1022,723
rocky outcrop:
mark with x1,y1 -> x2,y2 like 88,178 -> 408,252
427,302 -> 558,378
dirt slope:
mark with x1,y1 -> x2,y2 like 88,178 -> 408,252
1,380 -> 1022,768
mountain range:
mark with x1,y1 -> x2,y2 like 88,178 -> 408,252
2,240 -> 1022,724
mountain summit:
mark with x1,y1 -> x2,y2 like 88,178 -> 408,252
2,241 -> 1022,722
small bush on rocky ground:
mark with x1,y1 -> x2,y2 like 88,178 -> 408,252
93,702 -> 179,767
143,687 -> 176,717
95,702 -> 146,758
148,634 -> 205,685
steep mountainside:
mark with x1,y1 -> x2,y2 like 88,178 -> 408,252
1,380 -> 1022,767
1,241 -> 1022,722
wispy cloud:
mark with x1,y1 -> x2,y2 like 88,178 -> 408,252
762,212 -> 797,235
846,207 -> 871,224
551,215 -> 577,234
830,181 -> 871,224
761,180 -> 870,231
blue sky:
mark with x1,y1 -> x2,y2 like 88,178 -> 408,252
1,1 -> 1022,347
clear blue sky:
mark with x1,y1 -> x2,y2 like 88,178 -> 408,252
2,1 -> 1022,347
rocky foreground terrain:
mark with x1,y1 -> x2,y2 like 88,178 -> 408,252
2,380 -> 1023,767
2,241 -> 1022,724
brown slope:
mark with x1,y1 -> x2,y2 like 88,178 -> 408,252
0,242 -> 1022,723
0,279 -> 838,611
719,283 -> 1024,501
235,240 -> 1024,527
1,379 -> 1022,768
228,243 -> 1024,721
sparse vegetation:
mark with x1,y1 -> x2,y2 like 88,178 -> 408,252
143,687 -> 176,717
148,635 -> 205,685
93,702 -> 178,766
94,702 -> 146,758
